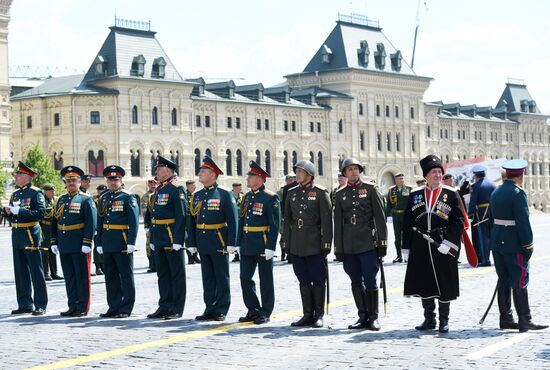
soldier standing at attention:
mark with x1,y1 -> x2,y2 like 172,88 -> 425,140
146,156 -> 187,320
231,182 -> 244,263
236,161 -> 280,325
5,162 -> 47,315
330,172 -> 347,263
41,184 -> 62,281
386,173 -> 412,263
469,165 -> 496,267
284,160 -> 332,328
96,166 -> 139,318
188,156 -> 238,322
490,159 -> 547,332
334,158 -> 387,330
50,166 -> 97,317
184,180 -> 200,265
278,173 -> 297,263
143,178 -> 158,273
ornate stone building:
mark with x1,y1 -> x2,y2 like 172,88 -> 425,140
9,16 -> 550,211
0,0 -> 12,165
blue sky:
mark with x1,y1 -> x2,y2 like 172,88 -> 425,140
8,0 -> 550,112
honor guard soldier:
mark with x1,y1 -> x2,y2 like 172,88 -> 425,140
386,173 -> 412,263
41,184 -> 62,281
188,156 -> 238,322
402,155 -> 464,333
95,166 -> 139,318
51,166 -> 97,317
143,178 -> 158,273
490,159 -> 547,332
146,156 -> 187,320
469,165 -> 496,267
184,180 -> 200,264
278,173 -> 297,263
334,158 -> 387,330
236,161 -> 280,325
284,160 -> 332,328
5,162 -> 47,315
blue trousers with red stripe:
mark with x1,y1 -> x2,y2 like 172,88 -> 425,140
493,249 -> 529,289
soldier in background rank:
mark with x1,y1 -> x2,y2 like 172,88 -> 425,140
41,184 -> 62,281
490,159 -> 547,332
386,173 -> 412,263
236,161 -> 280,325
95,166 -> 139,318
188,156 -> 238,322
334,158 -> 388,330
284,160 -> 332,328
51,166 -> 97,317
231,183 -> 244,263
5,162 -> 47,315
184,180 -> 200,265
143,178 -> 158,273
469,165 -> 496,267
146,156 -> 187,320
278,173 -> 297,263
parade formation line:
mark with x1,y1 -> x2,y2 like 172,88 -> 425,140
25,254 -> 550,370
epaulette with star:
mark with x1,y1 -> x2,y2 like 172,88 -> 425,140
313,184 -> 328,191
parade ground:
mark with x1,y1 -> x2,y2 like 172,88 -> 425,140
0,214 -> 549,370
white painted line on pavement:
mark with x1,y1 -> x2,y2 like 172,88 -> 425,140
465,333 -> 533,360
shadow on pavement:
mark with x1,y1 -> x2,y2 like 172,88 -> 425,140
346,327 -> 507,343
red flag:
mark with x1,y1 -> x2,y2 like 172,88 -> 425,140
459,197 -> 478,267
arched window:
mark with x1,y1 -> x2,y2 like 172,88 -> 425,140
395,106 -> 399,118
359,103 -> 363,115
152,107 -> 158,125
170,150 -> 180,172
410,107 -> 415,119
130,149 -> 140,177
265,150 -> 271,175
226,149 -> 233,176
132,105 -> 138,124
150,150 -> 160,176
338,119 -> 343,134
236,149 -> 243,176
88,150 -> 105,177
317,152 -> 324,176
194,149 -> 201,174
385,105 -> 390,117
309,151 -> 314,163
376,105 -> 380,117
255,150 -> 261,166
292,151 -> 298,166
171,108 -> 177,126
205,148 -> 212,158
53,151 -> 64,170
283,151 -> 289,175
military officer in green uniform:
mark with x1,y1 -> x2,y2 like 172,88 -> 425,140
334,158 -> 388,330
143,178 -> 158,272
41,184 -> 62,281
231,183 -> 244,263
5,162 -> 47,315
96,165 -> 139,318
236,161 -> 280,324
51,166 -> 97,317
184,180 -> 200,265
146,156 -> 188,320
386,173 -> 412,263
284,160 -> 332,328
490,159 -> 548,332
188,156 -> 238,322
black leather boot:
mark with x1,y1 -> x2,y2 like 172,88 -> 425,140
513,288 -> 548,333
365,289 -> 380,331
438,301 -> 450,333
348,286 -> 367,329
312,285 -> 326,328
291,284 -> 314,327
498,287 -> 519,329
415,298 -> 436,330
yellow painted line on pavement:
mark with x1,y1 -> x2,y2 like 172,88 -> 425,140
26,253 -> 550,370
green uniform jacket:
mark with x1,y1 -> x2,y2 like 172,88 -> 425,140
334,181 -> 388,254
386,185 -> 412,216
51,191 -> 97,253
40,196 -> 56,248
96,189 -> 140,252
8,184 -> 46,249
283,183 -> 332,257
489,180 -> 533,254
149,176 -> 187,249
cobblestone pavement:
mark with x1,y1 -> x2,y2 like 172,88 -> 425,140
0,214 -> 549,369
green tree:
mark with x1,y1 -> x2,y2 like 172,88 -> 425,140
0,165 -> 9,198
23,143 -> 64,192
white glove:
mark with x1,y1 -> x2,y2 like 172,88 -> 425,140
265,249 -> 275,260
51,245 -> 59,255
10,204 -> 20,215
97,246 -> 103,254
172,243 -> 182,251
150,243 -> 155,251
227,246 -> 237,254
402,249 -> 409,261
81,246 -> 92,254
126,245 -> 136,254
187,247 -> 197,255
437,243 -> 451,255
387,216 -> 393,224
144,228 -> 149,233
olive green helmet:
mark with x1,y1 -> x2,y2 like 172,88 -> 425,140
341,157 -> 364,174
293,160 -> 315,178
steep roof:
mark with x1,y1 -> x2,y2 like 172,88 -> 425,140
495,83 -> 541,114
11,74 -> 118,100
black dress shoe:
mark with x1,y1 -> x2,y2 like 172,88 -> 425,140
254,316 -> 269,325
146,269 -> 156,273
32,308 -> 47,316
164,312 -> 182,320
11,308 -> 33,315
238,313 -> 259,322
60,308 -> 76,317
147,308 -> 167,319
195,312 -> 215,321
99,311 -> 118,318
52,275 -> 64,280
70,311 -> 87,317
115,313 -> 130,319
392,257 -> 403,263
45,275 -> 53,281
212,313 -> 226,321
